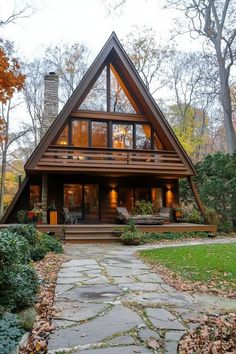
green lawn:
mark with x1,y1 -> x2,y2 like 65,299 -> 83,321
139,243 -> 236,292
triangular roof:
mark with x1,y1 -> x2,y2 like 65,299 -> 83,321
25,32 -> 195,174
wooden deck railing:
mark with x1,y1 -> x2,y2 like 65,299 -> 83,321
33,146 -> 188,173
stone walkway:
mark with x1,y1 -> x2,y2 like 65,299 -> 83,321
48,238 -> 236,353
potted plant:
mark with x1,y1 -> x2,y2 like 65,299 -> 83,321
120,221 -> 143,245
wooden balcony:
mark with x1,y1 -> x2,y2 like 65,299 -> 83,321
29,146 -> 190,175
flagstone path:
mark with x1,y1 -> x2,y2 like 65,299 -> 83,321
48,238 -> 236,354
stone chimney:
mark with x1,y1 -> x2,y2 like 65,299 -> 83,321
41,72 -> 59,139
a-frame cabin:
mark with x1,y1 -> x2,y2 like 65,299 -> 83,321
2,32 -> 209,232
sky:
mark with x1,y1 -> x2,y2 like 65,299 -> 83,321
0,0 -> 206,148
0,0 -> 200,61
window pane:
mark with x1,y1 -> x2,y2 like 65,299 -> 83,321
118,187 -> 134,212
112,124 -> 133,149
91,121 -> 108,148
79,67 -> 107,111
136,124 -> 151,149
151,188 -> 163,212
64,184 -> 82,209
72,120 -> 89,147
30,185 -> 41,207
56,125 -> 68,145
110,65 -> 136,114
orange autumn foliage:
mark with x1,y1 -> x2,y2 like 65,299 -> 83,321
0,47 -> 25,103
0,46 -> 25,142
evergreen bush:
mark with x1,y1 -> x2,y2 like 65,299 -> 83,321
0,313 -> 24,354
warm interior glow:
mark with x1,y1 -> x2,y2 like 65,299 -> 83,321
165,185 -> 175,207
64,184 -> 82,209
56,125 -> 68,145
151,188 -> 163,212
91,121 -> 108,147
30,185 -> 41,207
112,123 -> 133,149
72,120 -> 89,147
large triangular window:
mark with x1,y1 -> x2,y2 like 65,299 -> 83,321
78,64 -> 139,114
110,65 -> 136,114
79,67 -> 107,111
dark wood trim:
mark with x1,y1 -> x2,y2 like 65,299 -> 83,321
70,111 -> 148,122
107,63 -> 111,112
187,176 -> 207,223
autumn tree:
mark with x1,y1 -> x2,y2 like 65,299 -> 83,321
0,41 -> 25,216
166,0 -> 236,153
22,42 -> 90,148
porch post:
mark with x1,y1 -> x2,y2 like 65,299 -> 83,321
187,176 -> 207,223
42,174 -> 48,223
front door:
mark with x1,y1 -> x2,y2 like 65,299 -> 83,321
84,184 -> 99,222
63,183 -> 99,223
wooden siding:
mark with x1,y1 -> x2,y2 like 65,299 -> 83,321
27,146 -> 190,175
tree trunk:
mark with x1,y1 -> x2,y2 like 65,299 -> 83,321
216,49 -> 236,154
0,146 -> 7,217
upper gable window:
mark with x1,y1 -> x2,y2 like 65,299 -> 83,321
72,120 -> 89,147
110,65 -> 136,114
136,124 -> 151,150
55,125 -> 68,145
79,67 -> 107,111
78,64 -> 139,114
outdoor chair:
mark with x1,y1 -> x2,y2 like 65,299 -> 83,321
116,207 -> 164,225
63,207 -> 82,224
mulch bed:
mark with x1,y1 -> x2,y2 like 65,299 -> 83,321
179,313 -> 236,353
20,253 -> 65,354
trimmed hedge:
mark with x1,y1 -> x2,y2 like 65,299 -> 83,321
0,224 -> 63,311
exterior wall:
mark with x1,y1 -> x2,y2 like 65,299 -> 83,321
5,174 -> 179,224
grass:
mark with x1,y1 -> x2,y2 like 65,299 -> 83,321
139,243 -> 236,293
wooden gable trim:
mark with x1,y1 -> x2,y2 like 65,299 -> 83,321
25,32 -> 195,175
70,111 -> 148,122
0,176 -> 29,223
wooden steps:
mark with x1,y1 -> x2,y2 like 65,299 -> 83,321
62,224 -> 121,242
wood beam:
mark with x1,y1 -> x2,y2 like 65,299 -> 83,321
187,176 -> 207,223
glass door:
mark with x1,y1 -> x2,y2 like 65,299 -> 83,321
84,184 -> 99,222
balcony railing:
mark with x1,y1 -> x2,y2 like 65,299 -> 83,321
33,146 -> 188,174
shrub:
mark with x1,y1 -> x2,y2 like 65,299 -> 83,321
30,242 -> 48,261
8,224 -> 39,245
0,230 -> 30,267
121,227 -> 208,245
180,152 -> 236,233
131,200 -> 154,215
185,208 -> 203,224
0,312 -> 24,354
0,264 -> 39,310
120,221 -> 143,245
41,233 -> 63,254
